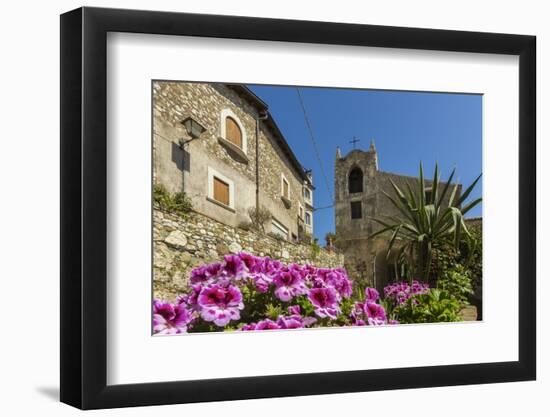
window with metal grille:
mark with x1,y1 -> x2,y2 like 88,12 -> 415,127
271,219 -> 289,240
225,117 -> 242,148
213,177 -> 230,206
350,201 -> 362,219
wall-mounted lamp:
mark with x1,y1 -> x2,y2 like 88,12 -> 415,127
181,116 -> 206,144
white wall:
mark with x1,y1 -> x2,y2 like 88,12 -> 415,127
0,0 -> 546,416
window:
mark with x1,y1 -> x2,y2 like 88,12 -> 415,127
348,167 -> 363,193
225,117 -> 242,148
350,201 -> 362,219
304,187 -> 311,201
220,108 -> 248,154
299,204 -> 304,220
271,219 -> 289,240
207,167 -> 234,210
305,212 -> 312,225
213,177 -> 230,206
281,175 -> 290,199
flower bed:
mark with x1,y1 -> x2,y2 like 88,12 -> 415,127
153,252 -> 392,334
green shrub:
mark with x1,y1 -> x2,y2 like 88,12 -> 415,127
153,184 -> 193,217
392,289 -> 462,324
430,223 -> 482,291
437,264 -> 474,307
310,240 -> 321,259
298,231 -> 313,244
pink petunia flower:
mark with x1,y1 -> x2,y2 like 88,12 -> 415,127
273,270 -> 308,302
365,287 -> 380,302
153,300 -> 193,335
364,301 -> 387,322
221,254 -> 246,281
255,319 -> 281,330
198,284 -> 244,327
308,287 -> 340,319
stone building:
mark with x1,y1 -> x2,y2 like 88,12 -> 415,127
153,81 -> 315,241
334,142 -> 462,290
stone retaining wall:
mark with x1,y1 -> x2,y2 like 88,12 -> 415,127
154,206 -> 344,301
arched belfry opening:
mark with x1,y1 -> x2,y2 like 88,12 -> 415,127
348,167 -> 363,193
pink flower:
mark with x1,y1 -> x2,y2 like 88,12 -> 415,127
276,315 -> 304,329
238,252 -> 259,271
190,263 -> 222,284
221,254 -> 246,281
255,319 -> 281,330
384,281 -> 429,305
287,305 -> 301,315
350,299 -> 389,326
352,318 -> 367,326
364,302 -> 387,322
273,270 -> 307,302
153,300 -> 192,335
238,319 -> 282,331
239,323 -> 258,331
178,283 -> 202,310
308,287 -> 340,319
365,287 -> 380,302
312,268 -> 353,299
198,284 -> 244,327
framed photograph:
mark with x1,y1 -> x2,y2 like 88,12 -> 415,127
60,6 -> 536,409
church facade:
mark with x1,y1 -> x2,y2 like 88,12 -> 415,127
334,142 -> 462,290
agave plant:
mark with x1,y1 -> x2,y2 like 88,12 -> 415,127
369,163 -> 482,283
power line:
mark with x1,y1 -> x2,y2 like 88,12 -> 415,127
295,88 -> 334,203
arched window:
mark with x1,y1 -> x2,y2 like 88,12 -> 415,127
348,167 -> 363,193
220,108 -> 248,155
225,117 -> 242,148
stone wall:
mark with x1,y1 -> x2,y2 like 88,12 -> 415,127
153,206 -> 344,302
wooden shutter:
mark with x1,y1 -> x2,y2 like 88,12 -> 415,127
225,117 -> 242,147
213,177 -> 230,206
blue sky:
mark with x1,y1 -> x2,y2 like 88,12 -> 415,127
248,84 -> 483,244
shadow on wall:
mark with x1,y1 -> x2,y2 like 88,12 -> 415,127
171,142 -> 190,172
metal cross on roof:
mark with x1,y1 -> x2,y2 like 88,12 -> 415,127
349,136 -> 360,149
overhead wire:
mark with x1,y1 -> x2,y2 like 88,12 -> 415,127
295,87 -> 334,206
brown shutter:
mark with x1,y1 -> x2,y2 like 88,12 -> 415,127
225,117 -> 242,148
213,177 -> 230,206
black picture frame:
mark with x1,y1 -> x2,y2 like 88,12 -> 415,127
60,6 -> 536,410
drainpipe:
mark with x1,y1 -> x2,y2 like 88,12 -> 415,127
256,111 -> 268,215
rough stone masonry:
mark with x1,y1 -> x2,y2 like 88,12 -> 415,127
153,206 -> 343,302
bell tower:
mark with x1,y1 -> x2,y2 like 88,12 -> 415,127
334,141 -> 382,288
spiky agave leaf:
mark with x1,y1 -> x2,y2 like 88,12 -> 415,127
369,163 -> 482,283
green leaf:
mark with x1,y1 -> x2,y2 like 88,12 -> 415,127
457,173 -> 482,206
